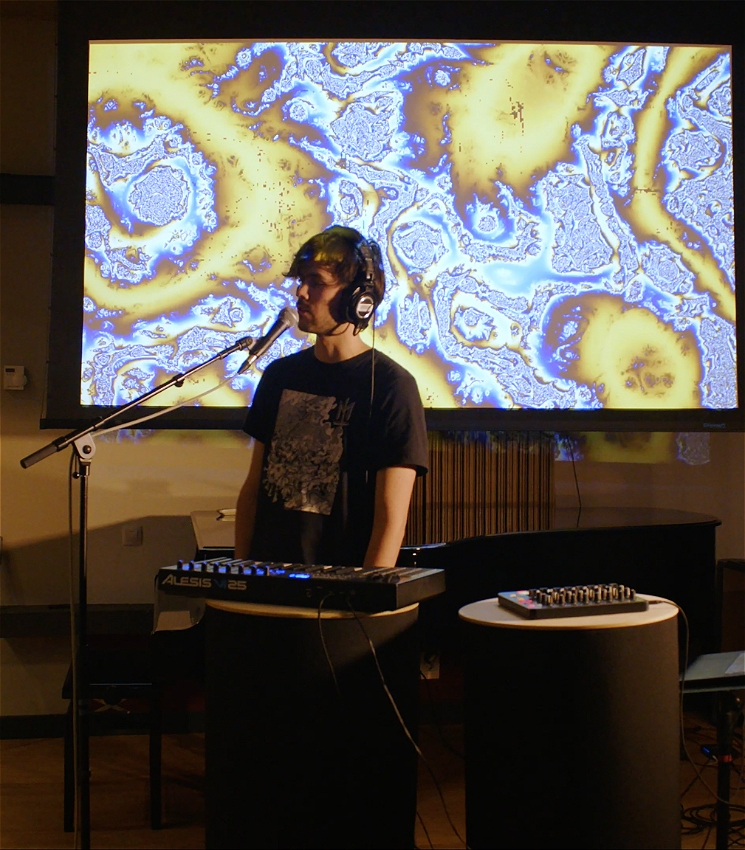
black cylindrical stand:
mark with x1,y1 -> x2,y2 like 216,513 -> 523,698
461,597 -> 680,850
204,600 -> 420,850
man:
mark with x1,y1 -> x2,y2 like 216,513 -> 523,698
235,226 -> 428,568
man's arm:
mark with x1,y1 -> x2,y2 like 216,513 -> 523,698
234,440 -> 264,560
363,466 -> 417,568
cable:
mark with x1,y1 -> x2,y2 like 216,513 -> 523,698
681,803 -> 745,837
317,594 -> 342,698
680,713 -> 745,849
668,601 -> 745,808
345,599 -> 469,849
701,823 -> 713,848
416,810 -> 435,850
563,434 -> 582,527
365,322 -> 376,487
371,321 -> 376,416
681,755 -> 715,799
317,596 -> 446,850
418,669 -> 465,760
96,371 -> 236,435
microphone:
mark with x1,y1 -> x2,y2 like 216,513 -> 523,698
237,306 -> 298,374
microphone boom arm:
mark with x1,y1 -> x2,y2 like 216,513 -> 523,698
20,331 -> 256,469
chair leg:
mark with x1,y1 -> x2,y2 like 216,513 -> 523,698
63,701 -> 74,832
149,685 -> 162,829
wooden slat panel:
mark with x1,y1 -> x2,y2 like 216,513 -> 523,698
405,432 -> 554,545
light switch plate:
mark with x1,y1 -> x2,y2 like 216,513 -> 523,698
122,525 -> 143,546
3,366 -> 27,390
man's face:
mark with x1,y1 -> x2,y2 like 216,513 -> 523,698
295,263 -> 348,335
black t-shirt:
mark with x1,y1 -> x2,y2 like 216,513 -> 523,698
243,347 -> 428,567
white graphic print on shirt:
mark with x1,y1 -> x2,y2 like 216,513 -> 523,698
263,389 -> 353,515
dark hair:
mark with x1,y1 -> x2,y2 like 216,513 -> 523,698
287,226 -> 385,305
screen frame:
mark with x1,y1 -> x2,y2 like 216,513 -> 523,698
45,0 -> 745,432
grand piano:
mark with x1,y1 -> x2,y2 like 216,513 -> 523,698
400,507 -> 721,660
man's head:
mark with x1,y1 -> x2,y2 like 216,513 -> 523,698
288,226 -> 385,336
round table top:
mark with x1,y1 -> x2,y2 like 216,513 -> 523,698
459,594 -> 678,630
206,598 -> 418,619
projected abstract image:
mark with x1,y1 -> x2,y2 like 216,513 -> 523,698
83,41 -> 736,412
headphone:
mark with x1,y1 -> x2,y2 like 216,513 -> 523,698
342,235 -> 383,334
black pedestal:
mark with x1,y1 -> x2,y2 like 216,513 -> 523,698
204,601 -> 420,849
461,597 -> 680,850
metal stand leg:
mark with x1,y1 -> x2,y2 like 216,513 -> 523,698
72,443 -> 93,850
63,701 -> 74,832
716,691 -> 741,850
149,684 -> 162,829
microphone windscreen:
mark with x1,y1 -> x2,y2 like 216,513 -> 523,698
279,305 -> 299,328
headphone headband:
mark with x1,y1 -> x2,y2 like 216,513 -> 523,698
344,234 -> 382,334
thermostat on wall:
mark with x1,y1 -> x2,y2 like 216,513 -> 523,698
3,366 -> 27,390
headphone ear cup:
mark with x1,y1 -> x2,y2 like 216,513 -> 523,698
344,237 -> 380,330
345,284 -> 377,326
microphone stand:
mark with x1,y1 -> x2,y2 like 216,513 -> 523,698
21,331 -> 257,849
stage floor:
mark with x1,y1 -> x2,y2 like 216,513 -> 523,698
0,713 -> 742,849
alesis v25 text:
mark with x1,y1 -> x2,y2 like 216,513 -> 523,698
157,558 -> 445,612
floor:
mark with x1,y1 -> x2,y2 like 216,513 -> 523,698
0,714 -> 742,849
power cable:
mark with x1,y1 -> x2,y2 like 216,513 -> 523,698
345,599 -> 469,849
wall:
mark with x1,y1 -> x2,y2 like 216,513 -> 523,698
1,1 -> 743,718
554,434 -> 745,560
0,2 -> 252,718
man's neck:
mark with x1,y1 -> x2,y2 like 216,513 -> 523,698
313,325 -> 369,363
